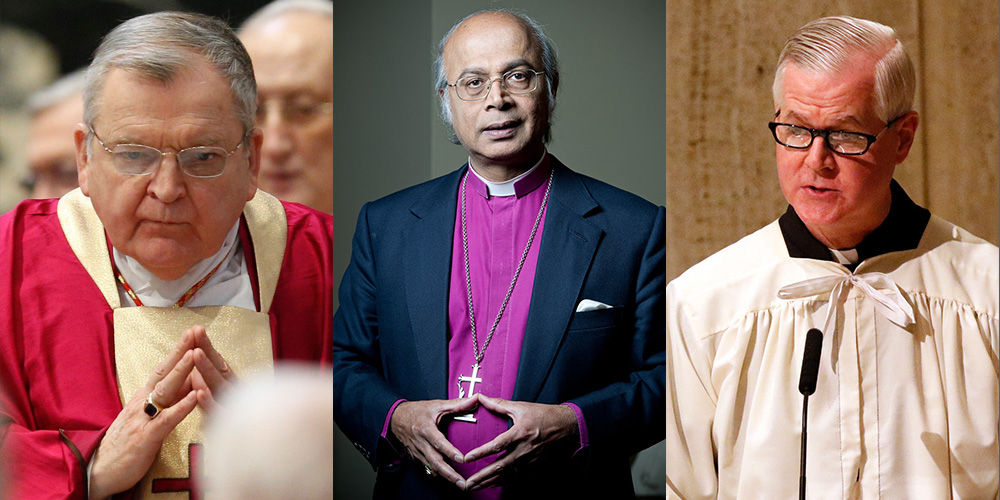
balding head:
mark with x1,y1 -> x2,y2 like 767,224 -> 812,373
434,10 -> 559,144
240,1 -> 333,214
434,10 -> 559,179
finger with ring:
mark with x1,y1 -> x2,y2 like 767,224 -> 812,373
424,463 -> 434,475
144,392 -> 165,418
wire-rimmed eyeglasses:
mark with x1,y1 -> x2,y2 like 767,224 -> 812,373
447,69 -> 545,101
89,126 -> 248,178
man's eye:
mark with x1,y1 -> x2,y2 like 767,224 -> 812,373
464,78 -> 485,88
118,150 -> 155,162
191,152 -> 222,162
507,71 -> 528,81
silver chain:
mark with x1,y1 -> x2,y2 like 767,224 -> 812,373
462,167 -> 554,364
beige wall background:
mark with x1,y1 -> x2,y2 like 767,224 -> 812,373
665,1 -> 1000,280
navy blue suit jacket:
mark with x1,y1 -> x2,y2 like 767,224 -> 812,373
333,157 -> 665,498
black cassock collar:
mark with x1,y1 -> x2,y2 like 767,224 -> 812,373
779,179 -> 931,271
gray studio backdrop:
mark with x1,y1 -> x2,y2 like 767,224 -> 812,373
333,1 -> 666,497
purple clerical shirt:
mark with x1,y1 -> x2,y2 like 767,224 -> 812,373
380,154 -> 588,497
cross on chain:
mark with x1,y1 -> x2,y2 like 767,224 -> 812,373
151,442 -> 203,500
454,363 -> 482,423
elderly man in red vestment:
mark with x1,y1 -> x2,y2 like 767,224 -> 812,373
0,12 -> 332,500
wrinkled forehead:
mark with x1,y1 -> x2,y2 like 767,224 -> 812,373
443,13 -> 542,75
95,63 -> 243,132
777,61 -> 881,126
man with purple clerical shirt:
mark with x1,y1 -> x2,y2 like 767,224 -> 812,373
333,9 -> 666,499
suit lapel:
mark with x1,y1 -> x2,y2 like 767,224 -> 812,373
514,161 -> 603,402
403,168 -> 464,400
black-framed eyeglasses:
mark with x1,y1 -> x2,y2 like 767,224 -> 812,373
89,126 -> 248,178
447,69 -> 545,101
768,116 -> 902,156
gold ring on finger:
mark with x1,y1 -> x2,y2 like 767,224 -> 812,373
144,392 -> 164,418
424,463 -> 433,475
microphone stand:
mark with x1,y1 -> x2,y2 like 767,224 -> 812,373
798,328 -> 823,500
799,391 -> 810,500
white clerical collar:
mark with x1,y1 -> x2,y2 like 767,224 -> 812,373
467,150 -> 547,197
113,221 -> 255,309
829,247 -> 859,265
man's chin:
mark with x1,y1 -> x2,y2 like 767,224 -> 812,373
127,241 -> 207,281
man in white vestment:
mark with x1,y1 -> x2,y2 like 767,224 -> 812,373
665,16 -> 998,500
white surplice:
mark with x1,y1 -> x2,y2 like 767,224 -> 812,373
666,216 -> 999,500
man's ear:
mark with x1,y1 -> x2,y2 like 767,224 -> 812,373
547,71 -> 559,99
893,111 -> 919,165
73,123 -> 91,196
245,127 -> 263,201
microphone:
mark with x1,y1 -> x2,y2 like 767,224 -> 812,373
798,328 -> 823,396
798,328 -> 823,500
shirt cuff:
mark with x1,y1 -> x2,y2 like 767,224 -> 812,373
379,399 -> 407,463
562,402 -> 589,455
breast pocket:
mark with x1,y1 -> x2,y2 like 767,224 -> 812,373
566,306 -> 623,332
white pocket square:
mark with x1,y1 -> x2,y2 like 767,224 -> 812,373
575,299 -> 612,312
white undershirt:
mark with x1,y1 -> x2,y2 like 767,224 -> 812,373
829,247 -> 860,266
112,221 -> 255,310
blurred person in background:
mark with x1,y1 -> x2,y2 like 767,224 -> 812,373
23,68 -> 86,199
239,0 -> 333,214
201,364 -> 334,500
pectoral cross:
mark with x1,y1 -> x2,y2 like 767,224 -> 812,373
151,443 -> 203,499
454,363 -> 482,423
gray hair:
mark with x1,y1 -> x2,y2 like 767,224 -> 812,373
772,16 -> 915,123
83,12 -> 256,146
26,68 -> 86,117
202,364 -> 333,500
433,9 -> 559,144
240,0 -> 333,31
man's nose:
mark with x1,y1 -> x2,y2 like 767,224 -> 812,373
804,135 -> 835,172
484,78 -> 512,107
146,155 -> 187,203
258,104 -> 294,162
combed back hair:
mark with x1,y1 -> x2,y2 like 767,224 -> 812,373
26,68 -> 87,117
83,12 -> 256,148
433,9 -> 559,144
239,0 -> 333,31
772,16 -> 915,123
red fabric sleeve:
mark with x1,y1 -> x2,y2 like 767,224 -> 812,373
1,199 -> 123,499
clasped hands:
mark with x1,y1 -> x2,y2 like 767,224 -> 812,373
89,325 -> 235,500
389,394 -> 579,491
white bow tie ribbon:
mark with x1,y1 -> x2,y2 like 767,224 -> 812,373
777,272 -> 916,339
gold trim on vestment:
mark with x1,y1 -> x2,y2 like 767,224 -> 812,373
242,191 -> 287,313
57,188 -> 121,308
57,189 -> 288,499
114,306 -> 273,499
